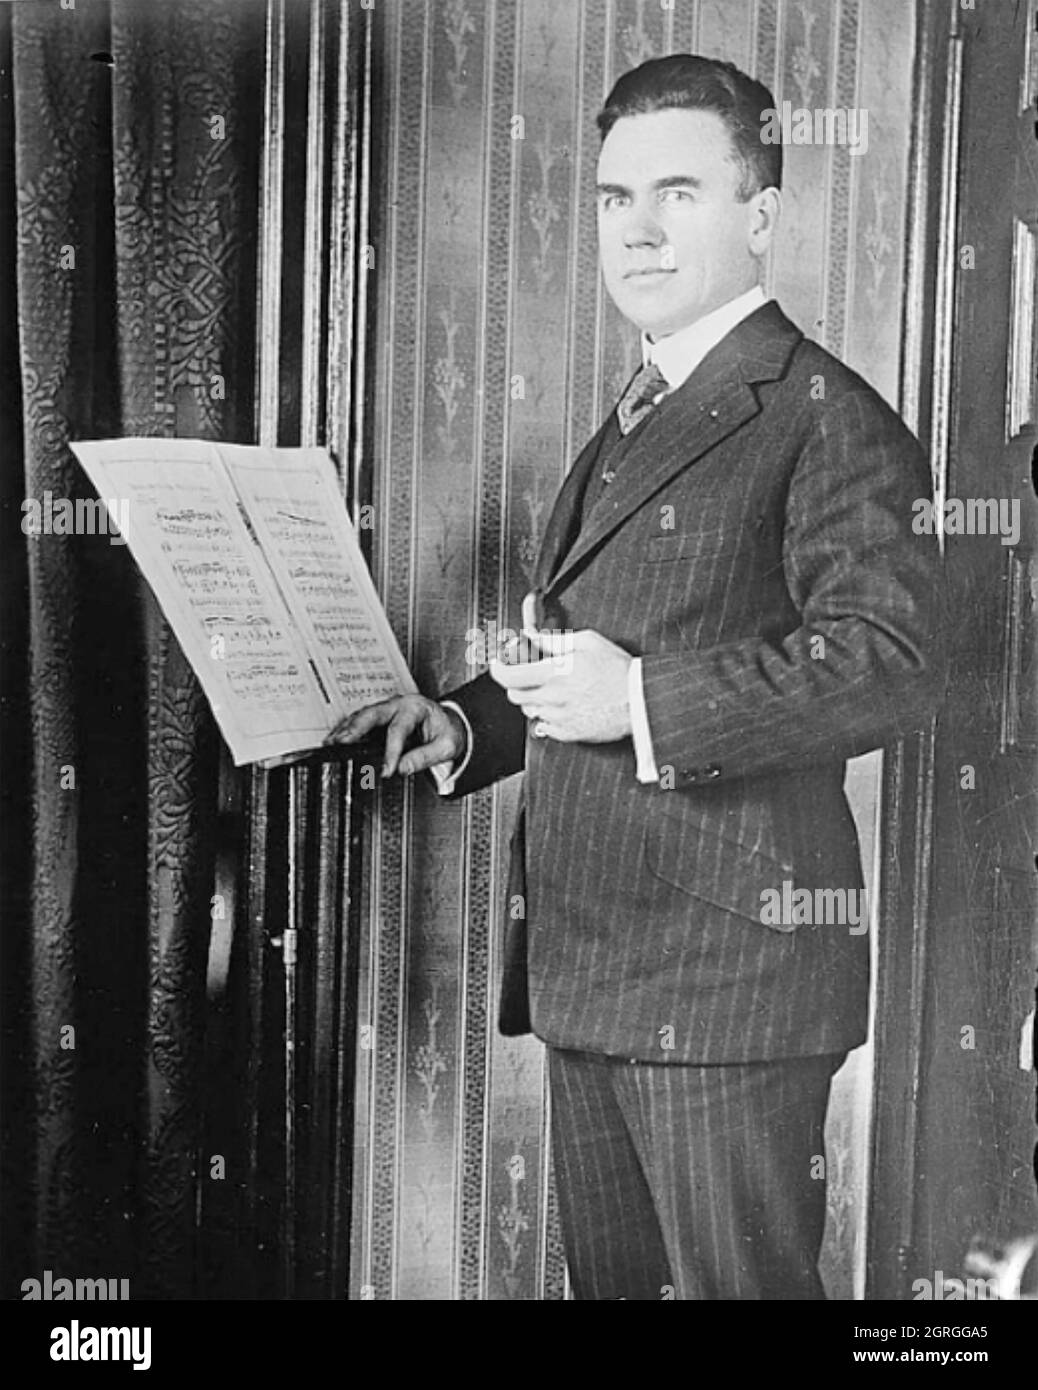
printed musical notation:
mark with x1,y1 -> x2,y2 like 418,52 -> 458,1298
69,440 -> 416,765
221,449 -> 415,721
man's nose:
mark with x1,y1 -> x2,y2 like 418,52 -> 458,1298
622,205 -> 664,247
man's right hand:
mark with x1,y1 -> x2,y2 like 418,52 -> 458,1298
324,695 -> 466,778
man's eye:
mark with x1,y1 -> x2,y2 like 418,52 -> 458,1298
659,188 -> 692,204
600,194 -> 629,212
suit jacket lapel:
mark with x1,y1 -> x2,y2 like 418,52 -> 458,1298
544,301 -> 803,594
532,416 -> 613,592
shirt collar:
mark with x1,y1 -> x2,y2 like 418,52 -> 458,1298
642,285 -> 768,392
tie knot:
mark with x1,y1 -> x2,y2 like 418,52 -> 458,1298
616,362 -> 669,435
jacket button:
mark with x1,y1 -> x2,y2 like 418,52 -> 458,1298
602,470 -> 616,484
703,764 -> 721,779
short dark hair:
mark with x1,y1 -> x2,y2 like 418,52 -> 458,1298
597,54 -> 781,200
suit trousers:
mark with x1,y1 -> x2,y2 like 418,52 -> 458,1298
547,1046 -> 846,1300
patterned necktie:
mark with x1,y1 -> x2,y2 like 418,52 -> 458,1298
615,362 -> 669,435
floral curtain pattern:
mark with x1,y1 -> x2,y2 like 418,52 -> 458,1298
4,0 -> 261,1298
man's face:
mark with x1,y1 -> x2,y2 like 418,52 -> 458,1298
596,107 -> 762,339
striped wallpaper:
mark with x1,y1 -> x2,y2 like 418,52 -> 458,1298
349,0 -> 916,1300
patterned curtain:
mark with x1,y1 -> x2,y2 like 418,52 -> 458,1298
3,0 -> 263,1298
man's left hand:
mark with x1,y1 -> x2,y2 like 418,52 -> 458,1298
489,628 -> 633,743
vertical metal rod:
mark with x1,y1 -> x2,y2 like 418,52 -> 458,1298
284,770 -> 300,1293
256,0 -> 290,1295
350,3 -> 375,517
301,0 -> 328,448
244,765 -> 269,1291
327,0 -> 356,498
325,0 -> 358,1294
257,0 -> 286,450
296,0 -> 330,1294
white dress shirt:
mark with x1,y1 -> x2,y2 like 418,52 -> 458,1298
436,283 -> 769,793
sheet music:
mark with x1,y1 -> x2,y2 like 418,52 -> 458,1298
217,445 -> 416,718
70,438 -> 414,765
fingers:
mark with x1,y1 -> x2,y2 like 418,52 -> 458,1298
381,705 -> 429,776
490,628 -> 587,689
325,698 -> 400,745
396,731 -> 456,777
509,691 -> 567,715
529,717 -> 579,743
520,591 -> 539,634
489,651 -> 572,690
326,694 -> 465,780
497,631 -> 542,665
526,627 -> 578,658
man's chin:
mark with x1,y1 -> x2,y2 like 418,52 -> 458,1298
616,308 -> 683,339
607,289 -> 690,339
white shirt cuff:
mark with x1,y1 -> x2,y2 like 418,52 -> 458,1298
430,700 -> 474,795
628,658 -> 659,783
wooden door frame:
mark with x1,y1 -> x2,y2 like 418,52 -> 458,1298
867,0 -> 964,1301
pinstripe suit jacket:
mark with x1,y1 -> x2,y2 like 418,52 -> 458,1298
444,301 -> 945,1063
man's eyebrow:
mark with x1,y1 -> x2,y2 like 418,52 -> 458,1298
652,175 -> 703,190
595,175 -> 703,195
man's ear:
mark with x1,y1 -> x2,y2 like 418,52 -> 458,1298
747,186 -> 781,257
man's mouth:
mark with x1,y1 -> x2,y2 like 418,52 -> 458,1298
624,267 -> 676,279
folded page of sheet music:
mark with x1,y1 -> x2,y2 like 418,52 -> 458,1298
71,438 -> 416,765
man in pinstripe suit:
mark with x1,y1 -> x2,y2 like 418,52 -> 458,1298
329,55 -> 945,1299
